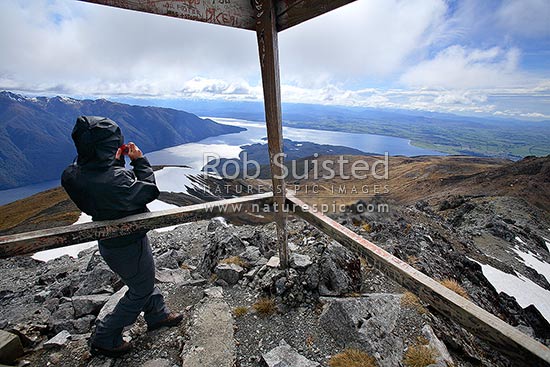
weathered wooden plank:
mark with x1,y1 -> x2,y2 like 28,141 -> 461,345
286,195 -> 550,366
276,0 -> 357,31
79,0 -> 357,32
255,0 -> 289,268
0,193 -> 273,259
79,0 -> 256,30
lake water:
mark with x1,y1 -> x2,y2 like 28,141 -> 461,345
0,117 -> 443,206
0,179 -> 60,206
145,117 -> 444,169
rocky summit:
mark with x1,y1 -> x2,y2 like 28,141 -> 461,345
0,155 -> 549,366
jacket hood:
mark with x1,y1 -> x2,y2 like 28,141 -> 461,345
71,116 -> 124,168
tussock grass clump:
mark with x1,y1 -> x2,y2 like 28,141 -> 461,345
439,278 -> 470,299
359,257 -> 373,274
406,255 -> 420,268
252,297 -> 277,316
233,306 -> 248,317
329,349 -> 377,367
401,292 -> 427,314
180,263 -> 192,270
403,342 -> 438,367
305,335 -> 314,348
220,256 -> 249,268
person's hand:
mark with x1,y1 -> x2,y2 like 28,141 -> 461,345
127,142 -> 143,161
115,147 -> 123,161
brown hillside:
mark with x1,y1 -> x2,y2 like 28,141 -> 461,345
0,187 -> 79,234
294,155 -> 549,210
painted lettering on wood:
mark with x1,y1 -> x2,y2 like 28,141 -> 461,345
80,0 -> 256,29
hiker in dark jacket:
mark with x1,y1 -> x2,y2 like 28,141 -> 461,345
62,116 -> 183,358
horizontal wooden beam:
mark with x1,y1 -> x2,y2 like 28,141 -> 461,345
276,0 -> 357,31
79,0 -> 356,32
0,193 -> 273,259
286,195 -> 550,366
79,0 -> 256,30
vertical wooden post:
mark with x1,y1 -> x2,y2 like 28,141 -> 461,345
255,0 -> 289,268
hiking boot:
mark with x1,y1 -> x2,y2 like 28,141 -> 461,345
90,340 -> 132,358
147,312 -> 184,332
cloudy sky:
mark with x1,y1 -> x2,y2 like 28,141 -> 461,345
0,0 -> 549,119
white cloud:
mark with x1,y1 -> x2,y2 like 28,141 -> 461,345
180,77 -> 261,100
497,0 -> 550,37
400,45 -> 530,89
0,0 -> 259,95
278,0 -> 447,85
0,0 -> 549,120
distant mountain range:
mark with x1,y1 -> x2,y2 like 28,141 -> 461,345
0,91 -> 244,189
120,98 -> 550,160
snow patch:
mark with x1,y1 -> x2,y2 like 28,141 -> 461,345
471,258 -> 550,323
512,247 -> 550,283
147,199 -> 181,232
59,96 -> 77,104
515,236 -> 527,245
33,213 -> 96,262
154,166 -> 214,197
33,197 -> 183,261
543,237 -> 550,252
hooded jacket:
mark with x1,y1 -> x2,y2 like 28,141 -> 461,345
62,116 -> 160,247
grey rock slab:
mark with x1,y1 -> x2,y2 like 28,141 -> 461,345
289,253 -> 313,269
266,256 -> 280,268
72,294 -> 110,318
215,263 -> 244,286
155,268 -> 191,284
203,287 -> 223,298
319,294 -> 405,367
239,246 -> 261,263
422,325 -> 454,366
97,286 -> 128,321
72,315 -> 96,334
34,290 -> 52,302
74,264 -> 117,296
262,340 -> 319,367
318,242 -> 361,296
0,330 -> 24,364
181,298 -> 235,367
156,250 -> 181,269
44,330 -> 71,349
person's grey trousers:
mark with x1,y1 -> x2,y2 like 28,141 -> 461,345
92,235 -> 169,349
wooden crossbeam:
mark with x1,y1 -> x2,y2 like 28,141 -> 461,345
79,0 -> 357,32
276,0 -> 357,31
0,193 -> 273,259
255,0 -> 289,269
286,195 -> 550,366
79,0 -> 257,30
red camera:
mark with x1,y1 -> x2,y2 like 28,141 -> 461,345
120,144 -> 130,155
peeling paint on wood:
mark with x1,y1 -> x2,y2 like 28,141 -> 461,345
79,0 -> 357,32
80,0 -> 256,30
0,193 -> 273,258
